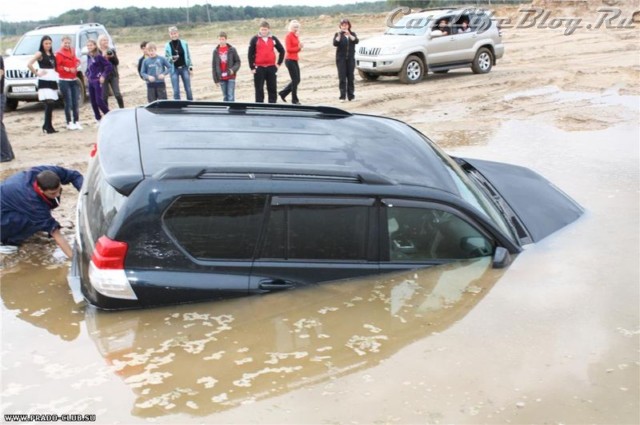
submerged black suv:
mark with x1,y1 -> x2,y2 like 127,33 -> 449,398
68,102 -> 583,309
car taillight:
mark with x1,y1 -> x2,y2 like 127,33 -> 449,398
89,143 -> 98,158
89,236 -> 137,300
92,236 -> 128,269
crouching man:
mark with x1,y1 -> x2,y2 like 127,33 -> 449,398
1,165 -> 83,257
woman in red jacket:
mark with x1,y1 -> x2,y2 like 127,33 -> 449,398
278,20 -> 303,104
55,35 -> 83,130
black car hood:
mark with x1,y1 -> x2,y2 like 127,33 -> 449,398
460,158 -> 584,243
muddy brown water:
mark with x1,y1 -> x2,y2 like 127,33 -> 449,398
1,91 -> 638,424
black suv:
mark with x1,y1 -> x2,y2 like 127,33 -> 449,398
68,102 -> 583,310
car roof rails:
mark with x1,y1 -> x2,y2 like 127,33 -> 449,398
34,24 -> 60,30
418,5 -> 485,13
34,22 -> 102,30
145,101 -> 352,118
153,166 -> 394,186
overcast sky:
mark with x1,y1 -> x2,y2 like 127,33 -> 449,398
1,0 -> 378,23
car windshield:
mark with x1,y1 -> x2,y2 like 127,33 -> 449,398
12,34 -> 74,55
385,16 -> 430,36
419,135 -> 517,242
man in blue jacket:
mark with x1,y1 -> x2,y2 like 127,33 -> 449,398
1,165 -> 83,257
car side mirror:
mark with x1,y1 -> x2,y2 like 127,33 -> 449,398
80,46 -> 89,56
492,246 -> 511,269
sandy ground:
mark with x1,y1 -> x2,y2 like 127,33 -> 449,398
0,2 -> 639,423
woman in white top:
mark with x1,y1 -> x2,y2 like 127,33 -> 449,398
27,35 -> 59,134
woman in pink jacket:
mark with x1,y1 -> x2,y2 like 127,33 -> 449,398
55,35 -> 83,130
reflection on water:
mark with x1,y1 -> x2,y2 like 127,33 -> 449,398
1,251 -> 503,419
83,258 -> 502,417
1,261 -> 84,341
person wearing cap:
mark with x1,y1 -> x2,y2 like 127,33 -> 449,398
165,26 -> 194,100
248,20 -> 285,103
212,31 -> 241,102
0,166 -> 83,257
333,18 -> 359,102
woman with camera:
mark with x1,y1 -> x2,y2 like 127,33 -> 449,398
98,35 -> 124,108
333,18 -> 359,102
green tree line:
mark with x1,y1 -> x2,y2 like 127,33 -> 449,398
1,2 -> 392,36
1,0 -> 527,36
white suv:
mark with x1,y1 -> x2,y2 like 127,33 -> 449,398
356,7 -> 504,84
2,23 -> 113,111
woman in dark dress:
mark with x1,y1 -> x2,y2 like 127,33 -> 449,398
333,18 -> 359,102
27,36 -> 59,133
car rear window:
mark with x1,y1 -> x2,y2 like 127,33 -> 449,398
163,194 -> 267,260
85,158 -> 126,242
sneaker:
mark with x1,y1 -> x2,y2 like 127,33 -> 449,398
66,122 -> 76,130
74,122 -> 83,130
348,97 -> 356,102
279,92 -> 287,103
340,99 -> 346,103
0,244 -> 18,254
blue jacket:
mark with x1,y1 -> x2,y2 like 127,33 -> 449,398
141,56 -> 171,86
164,39 -> 193,72
1,166 -> 83,245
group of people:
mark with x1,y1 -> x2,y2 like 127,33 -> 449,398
25,33 -> 125,135
135,17 -> 360,105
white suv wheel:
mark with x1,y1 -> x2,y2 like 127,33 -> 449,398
399,55 -> 424,84
472,48 -> 493,74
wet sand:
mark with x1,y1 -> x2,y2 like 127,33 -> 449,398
1,3 -> 639,424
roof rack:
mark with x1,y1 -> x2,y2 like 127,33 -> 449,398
418,5 -> 487,13
34,24 -> 60,30
34,22 -> 103,30
152,166 -> 394,185
145,101 -> 352,118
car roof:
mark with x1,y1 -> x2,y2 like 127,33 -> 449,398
26,23 -> 104,35
404,7 -> 489,19
97,102 -> 459,197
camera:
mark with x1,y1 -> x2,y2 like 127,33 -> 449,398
106,49 -> 114,56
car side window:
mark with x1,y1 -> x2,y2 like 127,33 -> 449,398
385,203 -> 494,261
163,194 -> 267,260
260,197 -> 372,261
79,32 -> 88,50
470,13 -> 492,33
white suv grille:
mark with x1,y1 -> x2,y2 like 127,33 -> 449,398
358,47 -> 381,56
6,69 -> 36,79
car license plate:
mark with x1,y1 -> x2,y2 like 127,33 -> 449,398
12,86 -> 36,93
359,61 -> 374,68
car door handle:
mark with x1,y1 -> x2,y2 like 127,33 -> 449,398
259,279 -> 295,290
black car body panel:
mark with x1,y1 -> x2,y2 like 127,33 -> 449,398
69,102 -> 583,310
460,158 -> 584,242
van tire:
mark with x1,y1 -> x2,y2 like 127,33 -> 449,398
358,70 -> 379,81
4,98 -> 18,112
472,48 -> 493,74
399,55 -> 424,84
